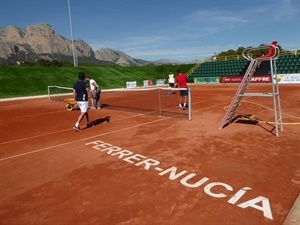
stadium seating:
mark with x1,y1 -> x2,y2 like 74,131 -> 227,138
275,54 -> 300,74
189,54 -> 300,79
189,59 -> 249,79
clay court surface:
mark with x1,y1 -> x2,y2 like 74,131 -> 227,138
0,84 -> 299,225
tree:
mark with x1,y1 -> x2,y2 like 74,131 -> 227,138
50,60 -> 62,67
36,59 -> 51,66
216,43 -> 283,59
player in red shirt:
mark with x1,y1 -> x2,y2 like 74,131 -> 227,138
175,69 -> 188,109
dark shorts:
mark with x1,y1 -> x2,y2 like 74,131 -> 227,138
93,89 -> 101,98
169,83 -> 175,88
180,89 -> 188,96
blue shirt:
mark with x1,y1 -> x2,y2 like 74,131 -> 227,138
73,80 -> 88,101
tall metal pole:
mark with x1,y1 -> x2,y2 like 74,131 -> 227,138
68,0 -> 77,67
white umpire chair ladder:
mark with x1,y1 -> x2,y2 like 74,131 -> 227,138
219,41 -> 283,136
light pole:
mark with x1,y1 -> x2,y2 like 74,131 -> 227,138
68,0 -> 77,67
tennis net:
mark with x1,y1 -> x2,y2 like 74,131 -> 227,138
48,85 -> 192,120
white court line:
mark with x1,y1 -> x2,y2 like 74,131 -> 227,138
193,102 -> 230,112
0,116 -> 173,162
0,99 -> 224,146
0,111 -> 156,145
0,98 -> 226,161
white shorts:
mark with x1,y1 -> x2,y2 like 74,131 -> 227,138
77,101 -> 89,113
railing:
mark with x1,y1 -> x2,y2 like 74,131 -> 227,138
242,44 -> 280,61
186,59 -> 206,76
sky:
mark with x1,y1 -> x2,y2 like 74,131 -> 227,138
0,0 -> 299,62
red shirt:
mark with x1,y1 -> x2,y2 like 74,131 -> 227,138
175,73 -> 188,88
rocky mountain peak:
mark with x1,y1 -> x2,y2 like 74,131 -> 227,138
0,23 -> 144,65
94,48 -> 141,66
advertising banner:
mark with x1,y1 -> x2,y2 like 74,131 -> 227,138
126,81 -> 137,88
156,79 -> 165,86
220,76 -> 271,83
277,74 -> 300,84
193,77 -> 220,83
143,80 -> 153,87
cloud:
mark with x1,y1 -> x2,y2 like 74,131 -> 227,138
87,0 -> 299,61
242,0 -> 299,21
274,0 -> 300,20
186,9 -> 248,24
89,35 -> 169,51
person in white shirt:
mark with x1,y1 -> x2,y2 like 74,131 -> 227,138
85,76 -> 101,109
168,70 -> 175,94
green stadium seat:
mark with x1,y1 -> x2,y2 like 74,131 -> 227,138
285,55 -> 293,59
277,61 -> 283,66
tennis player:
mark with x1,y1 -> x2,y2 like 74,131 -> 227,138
73,72 -> 92,131
175,69 -> 188,109
168,70 -> 175,94
86,76 -> 101,109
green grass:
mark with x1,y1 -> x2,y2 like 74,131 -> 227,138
0,64 -> 193,99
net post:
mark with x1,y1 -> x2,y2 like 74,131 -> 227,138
158,88 -> 162,116
188,88 -> 192,120
48,86 -> 51,100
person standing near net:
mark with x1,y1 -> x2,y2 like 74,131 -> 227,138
86,76 -> 101,109
73,72 -> 92,131
168,70 -> 175,94
175,69 -> 188,109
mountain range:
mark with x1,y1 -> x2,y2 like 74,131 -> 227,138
0,24 -> 193,66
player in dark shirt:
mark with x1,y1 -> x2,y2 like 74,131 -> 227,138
72,72 -> 92,131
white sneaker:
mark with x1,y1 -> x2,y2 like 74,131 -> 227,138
73,126 -> 81,132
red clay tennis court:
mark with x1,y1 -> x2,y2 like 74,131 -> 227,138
0,84 -> 299,225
